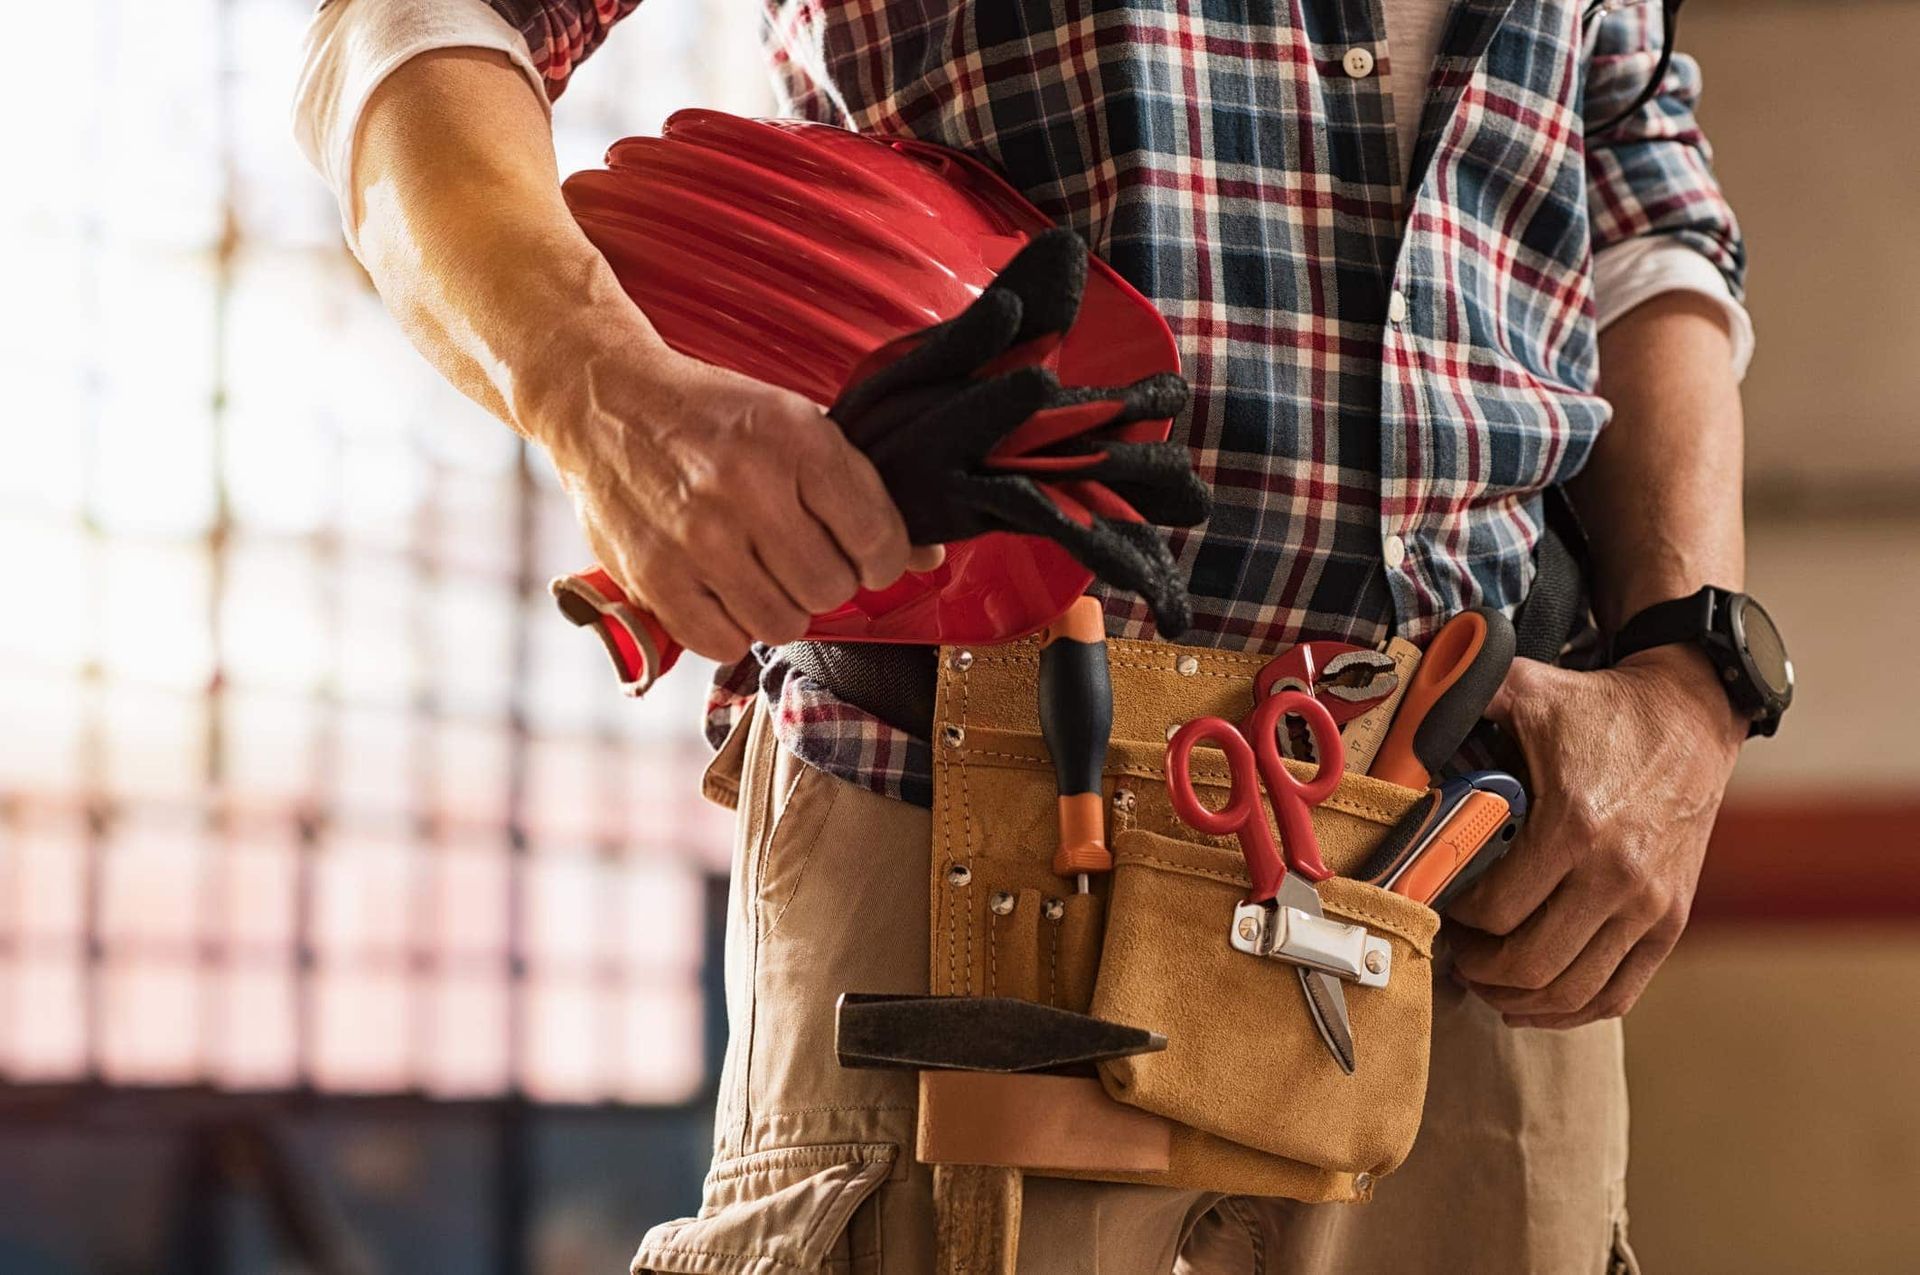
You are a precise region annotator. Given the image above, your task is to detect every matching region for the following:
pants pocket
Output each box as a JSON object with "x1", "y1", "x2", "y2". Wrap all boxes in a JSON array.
[{"x1": 633, "y1": 1142, "x2": 896, "y2": 1275}]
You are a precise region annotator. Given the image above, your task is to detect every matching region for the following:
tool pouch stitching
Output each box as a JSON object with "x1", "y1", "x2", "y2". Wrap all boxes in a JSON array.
[
  {"x1": 930, "y1": 636, "x2": 1442, "y2": 1199},
  {"x1": 1091, "y1": 826, "x2": 1439, "y2": 1180}
]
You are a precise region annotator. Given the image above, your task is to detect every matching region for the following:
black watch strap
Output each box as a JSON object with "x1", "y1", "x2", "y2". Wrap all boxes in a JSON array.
[
  {"x1": 1608, "y1": 589, "x2": 1723, "y2": 664},
  {"x1": 1609, "y1": 586, "x2": 1792, "y2": 738}
]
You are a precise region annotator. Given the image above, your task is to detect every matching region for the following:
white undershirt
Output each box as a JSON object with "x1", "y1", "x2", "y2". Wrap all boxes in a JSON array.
[
  {"x1": 291, "y1": 0, "x2": 1751, "y2": 377},
  {"x1": 1381, "y1": 0, "x2": 1454, "y2": 187}
]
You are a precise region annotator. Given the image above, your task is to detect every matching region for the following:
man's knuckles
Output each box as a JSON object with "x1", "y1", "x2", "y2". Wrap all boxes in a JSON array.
[
  {"x1": 782, "y1": 562, "x2": 858, "y2": 614},
  {"x1": 1450, "y1": 933, "x2": 1554, "y2": 990},
  {"x1": 1485, "y1": 972, "x2": 1619, "y2": 1024},
  {"x1": 805, "y1": 458, "x2": 912, "y2": 568},
  {"x1": 1448, "y1": 889, "x2": 1532, "y2": 937},
  {"x1": 1474, "y1": 952, "x2": 1560, "y2": 992},
  {"x1": 673, "y1": 621, "x2": 751, "y2": 663},
  {"x1": 1553, "y1": 792, "x2": 1609, "y2": 848},
  {"x1": 835, "y1": 500, "x2": 906, "y2": 564},
  {"x1": 649, "y1": 591, "x2": 750, "y2": 663},
  {"x1": 1590, "y1": 997, "x2": 1634, "y2": 1023},
  {"x1": 735, "y1": 596, "x2": 808, "y2": 644},
  {"x1": 1529, "y1": 973, "x2": 1610, "y2": 1016},
  {"x1": 1595, "y1": 850, "x2": 1678, "y2": 920}
]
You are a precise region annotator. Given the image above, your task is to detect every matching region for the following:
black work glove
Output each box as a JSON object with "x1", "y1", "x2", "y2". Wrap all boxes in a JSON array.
[{"x1": 829, "y1": 228, "x2": 1211, "y2": 637}]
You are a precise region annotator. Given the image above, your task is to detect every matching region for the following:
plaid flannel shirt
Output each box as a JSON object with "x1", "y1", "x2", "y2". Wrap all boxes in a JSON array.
[{"x1": 489, "y1": 0, "x2": 1744, "y2": 807}]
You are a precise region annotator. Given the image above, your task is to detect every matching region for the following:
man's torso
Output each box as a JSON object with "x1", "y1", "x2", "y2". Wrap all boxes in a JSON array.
[{"x1": 767, "y1": 0, "x2": 1611, "y2": 652}]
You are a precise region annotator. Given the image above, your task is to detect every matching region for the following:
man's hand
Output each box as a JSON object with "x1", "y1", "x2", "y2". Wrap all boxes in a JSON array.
[
  {"x1": 543, "y1": 338, "x2": 941, "y2": 664},
  {"x1": 341, "y1": 50, "x2": 936, "y2": 665},
  {"x1": 1450, "y1": 282, "x2": 1750, "y2": 1030},
  {"x1": 1445, "y1": 645, "x2": 1745, "y2": 1029}
]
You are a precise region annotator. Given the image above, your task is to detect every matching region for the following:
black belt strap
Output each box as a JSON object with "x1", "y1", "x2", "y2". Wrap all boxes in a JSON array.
[
  {"x1": 789, "y1": 487, "x2": 1590, "y2": 731},
  {"x1": 1511, "y1": 484, "x2": 1593, "y2": 666},
  {"x1": 781, "y1": 640, "x2": 939, "y2": 739}
]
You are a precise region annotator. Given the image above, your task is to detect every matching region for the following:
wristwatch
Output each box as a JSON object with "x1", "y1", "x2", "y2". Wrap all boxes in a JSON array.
[{"x1": 1608, "y1": 586, "x2": 1794, "y2": 738}]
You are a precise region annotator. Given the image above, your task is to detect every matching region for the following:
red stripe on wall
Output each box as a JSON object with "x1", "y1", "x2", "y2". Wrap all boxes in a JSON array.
[{"x1": 1693, "y1": 800, "x2": 1920, "y2": 923}]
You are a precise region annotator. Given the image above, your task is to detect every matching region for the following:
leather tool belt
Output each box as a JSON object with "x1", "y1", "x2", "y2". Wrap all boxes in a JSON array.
[{"x1": 928, "y1": 635, "x2": 1442, "y2": 1202}]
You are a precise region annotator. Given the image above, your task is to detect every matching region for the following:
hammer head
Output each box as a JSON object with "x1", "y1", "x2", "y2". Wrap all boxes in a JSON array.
[{"x1": 835, "y1": 994, "x2": 1167, "y2": 1074}]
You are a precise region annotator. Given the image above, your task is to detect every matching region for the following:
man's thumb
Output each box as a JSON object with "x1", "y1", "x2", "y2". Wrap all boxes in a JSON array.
[{"x1": 1482, "y1": 656, "x2": 1556, "y2": 729}]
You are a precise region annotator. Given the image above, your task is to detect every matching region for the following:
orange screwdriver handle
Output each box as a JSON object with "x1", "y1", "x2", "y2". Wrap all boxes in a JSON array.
[
  {"x1": 1038, "y1": 597, "x2": 1113, "y2": 879},
  {"x1": 1390, "y1": 789, "x2": 1513, "y2": 906}
]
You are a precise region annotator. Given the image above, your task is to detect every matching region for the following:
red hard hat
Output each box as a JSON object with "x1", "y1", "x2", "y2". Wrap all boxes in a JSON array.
[{"x1": 557, "y1": 111, "x2": 1180, "y2": 682}]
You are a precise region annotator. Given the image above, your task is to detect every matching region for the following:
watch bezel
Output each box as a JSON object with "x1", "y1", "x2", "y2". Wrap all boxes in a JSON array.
[
  {"x1": 1725, "y1": 592, "x2": 1793, "y2": 733},
  {"x1": 1608, "y1": 586, "x2": 1793, "y2": 738}
]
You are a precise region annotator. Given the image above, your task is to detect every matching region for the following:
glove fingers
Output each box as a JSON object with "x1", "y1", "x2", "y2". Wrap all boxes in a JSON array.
[
  {"x1": 989, "y1": 398, "x2": 1132, "y2": 460},
  {"x1": 983, "y1": 227, "x2": 1089, "y2": 345},
  {"x1": 832, "y1": 286, "x2": 1024, "y2": 423},
  {"x1": 1056, "y1": 372, "x2": 1191, "y2": 428},
  {"x1": 1046, "y1": 478, "x2": 1143, "y2": 526},
  {"x1": 991, "y1": 372, "x2": 1191, "y2": 460},
  {"x1": 958, "y1": 476, "x2": 1195, "y2": 636},
  {"x1": 990, "y1": 466, "x2": 1206, "y2": 530},
  {"x1": 1064, "y1": 442, "x2": 1213, "y2": 527},
  {"x1": 888, "y1": 365, "x2": 1061, "y2": 463},
  {"x1": 862, "y1": 365, "x2": 1063, "y2": 495},
  {"x1": 1102, "y1": 519, "x2": 1196, "y2": 636},
  {"x1": 991, "y1": 440, "x2": 1211, "y2": 529}
]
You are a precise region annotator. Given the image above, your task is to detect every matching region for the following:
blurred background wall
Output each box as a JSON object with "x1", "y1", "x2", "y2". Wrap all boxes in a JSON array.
[
  {"x1": 0, "y1": 3, "x2": 767, "y2": 1272},
  {"x1": 1619, "y1": 3, "x2": 1920, "y2": 1271},
  {"x1": 0, "y1": 1, "x2": 1913, "y2": 1273}
]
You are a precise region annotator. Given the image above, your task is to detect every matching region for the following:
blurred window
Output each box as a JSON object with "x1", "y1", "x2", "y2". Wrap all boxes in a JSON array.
[{"x1": 0, "y1": 0, "x2": 764, "y2": 1105}]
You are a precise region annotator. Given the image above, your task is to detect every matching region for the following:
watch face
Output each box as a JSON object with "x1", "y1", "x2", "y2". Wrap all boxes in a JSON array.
[{"x1": 1735, "y1": 597, "x2": 1793, "y2": 699}]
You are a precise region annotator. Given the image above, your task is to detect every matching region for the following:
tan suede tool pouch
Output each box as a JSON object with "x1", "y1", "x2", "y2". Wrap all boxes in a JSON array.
[
  {"x1": 932, "y1": 633, "x2": 1441, "y2": 1200},
  {"x1": 1093, "y1": 825, "x2": 1439, "y2": 1177}
]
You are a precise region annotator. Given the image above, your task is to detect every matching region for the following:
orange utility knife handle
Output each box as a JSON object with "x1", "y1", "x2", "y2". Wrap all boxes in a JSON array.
[
  {"x1": 1037, "y1": 596, "x2": 1113, "y2": 879},
  {"x1": 1371, "y1": 608, "x2": 1513, "y2": 789},
  {"x1": 551, "y1": 568, "x2": 684, "y2": 697},
  {"x1": 1390, "y1": 789, "x2": 1511, "y2": 906}
]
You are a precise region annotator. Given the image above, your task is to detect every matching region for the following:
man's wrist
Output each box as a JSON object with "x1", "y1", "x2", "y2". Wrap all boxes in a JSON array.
[
  {"x1": 1614, "y1": 642, "x2": 1748, "y2": 753},
  {"x1": 512, "y1": 295, "x2": 679, "y2": 453}
]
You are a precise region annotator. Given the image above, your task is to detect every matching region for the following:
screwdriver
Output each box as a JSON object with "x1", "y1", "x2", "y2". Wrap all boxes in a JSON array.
[{"x1": 1037, "y1": 596, "x2": 1113, "y2": 893}]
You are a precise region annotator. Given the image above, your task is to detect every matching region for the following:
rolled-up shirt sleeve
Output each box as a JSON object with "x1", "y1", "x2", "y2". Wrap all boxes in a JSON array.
[
  {"x1": 1594, "y1": 236, "x2": 1754, "y2": 380},
  {"x1": 1584, "y1": 2, "x2": 1752, "y2": 376},
  {"x1": 292, "y1": 0, "x2": 638, "y2": 252},
  {"x1": 483, "y1": 0, "x2": 642, "y2": 95}
]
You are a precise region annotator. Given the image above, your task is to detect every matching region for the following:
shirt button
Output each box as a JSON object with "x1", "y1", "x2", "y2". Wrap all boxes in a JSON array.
[
  {"x1": 1383, "y1": 534, "x2": 1408, "y2": 569},
  {"x1": 1342, "y1": 47, "x2": 1376, "y2": 78},
  {"x1": 1388, "y1": 289, "x2": 1409, "y2": 324}
]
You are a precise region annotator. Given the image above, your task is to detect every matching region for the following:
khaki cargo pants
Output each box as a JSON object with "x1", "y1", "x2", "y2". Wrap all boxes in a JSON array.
[{"x1": 634, "y1": 678, "x2": 1638, "y2": 1274}]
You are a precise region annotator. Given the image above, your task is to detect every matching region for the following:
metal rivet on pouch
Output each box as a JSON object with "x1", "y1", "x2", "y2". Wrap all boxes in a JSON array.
[
  {"x1": 1176, "y1": 654, "x2": 1200, "y2": 676},
  {"x1": 1112, "y1": 789, "x2": 1136, "y2": 815},
  {"x1": 1042, "y1": 898, "x2": 1066, "y2": 922},
  {"x1": 989, "y1": 891, "x2": 1015, "y2": 916},
  {"x1": 941, "y1": 723, "x2": 965, "y2": 748},
  {"x1": 950, "y1": 649, "x2": 975, "y2": 672},
  {"x1": 947, "y1": 864, "x2": 972, "y2": 887},
  {"x1": 1237, "y1": 916, "x2": 1262, "y2": 944},
  {"x1": 1366, "y1": 950, "x2": 1387, "y2": 975}
]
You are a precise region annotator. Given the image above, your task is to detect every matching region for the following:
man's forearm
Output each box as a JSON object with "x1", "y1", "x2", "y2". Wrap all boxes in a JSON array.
[
  {"x1": 350, "y1": 47, "x2": 667, "y2": 441},
  {"x1": 1572, "y1": 290, "x2": 1746, "y2": 634},
  {"x1": 1447, "y1": 290, "x2": 1749, "y2": 1023},
  {"x1": 340, "y1": 49, "x2": 926, "y2": 657}
]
